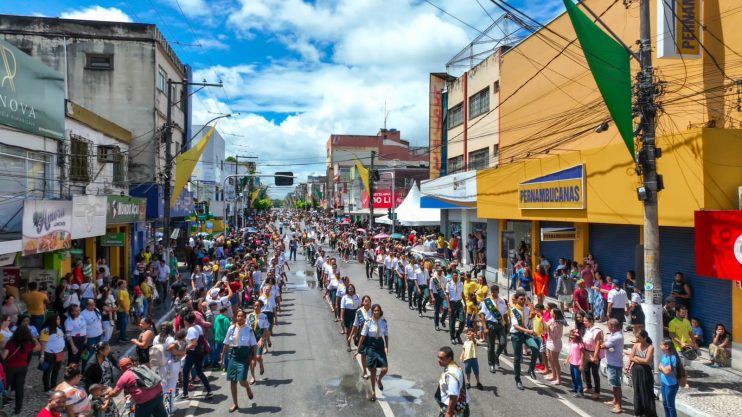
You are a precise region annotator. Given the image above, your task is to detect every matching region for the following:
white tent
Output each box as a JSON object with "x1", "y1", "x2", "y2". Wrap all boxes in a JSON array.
[{"x1": 377, "y1": 183, "x2": 440, "y2": 226}]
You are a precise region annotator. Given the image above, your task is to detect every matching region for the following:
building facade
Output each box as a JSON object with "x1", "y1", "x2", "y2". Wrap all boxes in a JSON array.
[
  {"x1": 0, "y1": 15, "x2": 190, "y2": 222},
  {"x1": 326, "y1": 129, "x2": 429, "y2": 213},
  {"x1": 428, "y1": 0, "x2": 742, "y2": 367}
]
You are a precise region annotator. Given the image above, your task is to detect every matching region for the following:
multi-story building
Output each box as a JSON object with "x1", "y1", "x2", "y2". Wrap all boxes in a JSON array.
[
  {"x1": 0, "y1": 15, "x2": 191, "y2": 222},
  {"x1": 326, "y1": 128, "x2": 429, "y2": 213},
  {"x1": 427, "y1": 0, "x2": 742, "y2": 366}
]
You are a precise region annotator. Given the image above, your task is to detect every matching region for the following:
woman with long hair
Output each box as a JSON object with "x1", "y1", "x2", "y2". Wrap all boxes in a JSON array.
[
  {"x1": 40, "y1": 312, "x2": 66, "y2": 391},
  {"x1": 628, "y1": 330, "x2": 657, "y2": 417},
  {"x1": 2, "y1": 324, "x2": 40, "y2": 414},
  {"x1": 354, "y1": 303, "x2": 389, "y2": 401},
  {"x1": 340, "y1": 283, "x2": 360, "y2": 341},
  {"x1": 82, "y1": 341, "x2": 117, "y2": 388},
  {"x1": 659, "y1": 338, "x2": 686, "y2": 417},
  {"x1": 156, "y1": 322, "x2": 183, "y2": 397},
  {"x1": 56, "y1": 364, "x2": 91, "y2": 417},
  {"x1": 544, "y1": 304, "x2": 565, "y2": 384},
  {"x1": 130, "y1": 317, "x2": 155, "y2": 366},
  {"x1": 582, "y1": 313, "x2": 604, "y2": 400},
  {"x1": 709, "y1": 323, "x2": 732, "y2": 367},
  {"x1": 64, "y1": 305, "x2": 87, "y2": 365},
  {"x1": 534, "y1": 265, "x2": 549, "y2": 306}
]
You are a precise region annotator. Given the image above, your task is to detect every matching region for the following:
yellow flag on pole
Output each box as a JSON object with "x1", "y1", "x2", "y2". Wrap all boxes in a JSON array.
[
  {"x1": 352, "y1": 154, "x2": 370, "y2": 193},
  {"x1": 171, "y1": 124, "x2": 216, "y2": 207}
]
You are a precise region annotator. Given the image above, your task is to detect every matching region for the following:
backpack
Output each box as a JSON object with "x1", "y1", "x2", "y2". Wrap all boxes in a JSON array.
[
  {"x1": 148, "y1": 342, "x2": 166, "y2": 368},
  {"x1": 130, "y1": 365, "x2": 162, "y2": 389}
]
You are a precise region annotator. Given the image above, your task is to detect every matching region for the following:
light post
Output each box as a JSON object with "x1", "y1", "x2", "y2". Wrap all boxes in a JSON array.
[{"x1": 380, "y1": 171, "x2": 396, "y2": 234}]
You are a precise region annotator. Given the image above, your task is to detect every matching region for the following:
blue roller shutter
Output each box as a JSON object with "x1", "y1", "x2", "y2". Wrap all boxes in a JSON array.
[
  {"x1": 588, "y1": 224, "x2": 640, "y2": 283},
  {"x1": 660, "y1": 226, "x2": 732, "y2": 345},
  {"x1": 540, "y1": 221, "x2": 574, "y2": 297}
]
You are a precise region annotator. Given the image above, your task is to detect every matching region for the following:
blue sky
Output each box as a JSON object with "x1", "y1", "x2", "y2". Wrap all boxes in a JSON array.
[{"x1": 2, "y1": 0, "x2": 564, "y2": 196}]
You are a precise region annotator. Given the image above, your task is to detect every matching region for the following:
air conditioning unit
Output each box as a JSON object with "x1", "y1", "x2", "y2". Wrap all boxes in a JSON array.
[{"x1": 97, "y1": 146, "x2": 118, "y2": 163}]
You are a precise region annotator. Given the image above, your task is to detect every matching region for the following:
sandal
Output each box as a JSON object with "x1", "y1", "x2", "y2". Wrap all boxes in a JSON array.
[{"x1": 229, "y1": 405, "x2": 238, "y2": 413}]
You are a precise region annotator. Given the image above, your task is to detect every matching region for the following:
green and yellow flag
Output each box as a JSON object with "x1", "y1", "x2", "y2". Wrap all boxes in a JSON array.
[
  {"x1": 171, "y1": 124, "x2": 216, "y2": 207},
  {"x1": 352, "y1": 154, "x2": 370, "y2": 192},
  {"x1": 563, "y1": 0, "x2": 635, "y2": 160}
]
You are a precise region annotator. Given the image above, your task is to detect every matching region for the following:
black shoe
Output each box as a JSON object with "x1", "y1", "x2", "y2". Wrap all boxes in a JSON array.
[
  {"x1": 465, "y1": 383, "x2": 471, "y2": 389},
  {"x1": 435, "y1": 325, "x2": 440, "y2": 331},
  {"x1": 440, "y1": 321, "x2": 446, "y2": 328},
  {"x1": 457, "y1": 336, "x2": 464, "y2": 345},
  {"x1": 516, "y1": 382, "x2": 524, "y2": 390},
  {"x1": 528, "y1": 370, "x2": 537, "y2": 380},
  {"x1": 418, "y1": 312, "x2": 423, "y2": 318},
  {"x1": 451, "y1": 338, "x2": 458, "y2": 345},
  {"x1": 476, "y1": 383, "x2": 483, "y2": 390},
  {"x1": 489, "y1": 365, "x2": 496, "y2": 374},
  {"x1": 204, "y1": 392, "x2": 214, "y2": 399}
]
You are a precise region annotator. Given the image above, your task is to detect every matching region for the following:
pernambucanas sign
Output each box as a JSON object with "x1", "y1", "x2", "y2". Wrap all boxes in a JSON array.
[
  {"x1": 518, "y1": 165, "x2": 586, "y2": 210},
  {"x1": 657, "y1": 0, "x2": 702, "y2": 59},
  {"x1": 0, "y1": 39, "x2": 65, "y2": 139}
]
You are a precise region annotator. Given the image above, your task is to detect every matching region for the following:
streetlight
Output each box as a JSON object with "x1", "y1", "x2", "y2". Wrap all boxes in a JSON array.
[{"x1": 379, "y1": 170, "x2": 396, "y2": 234}]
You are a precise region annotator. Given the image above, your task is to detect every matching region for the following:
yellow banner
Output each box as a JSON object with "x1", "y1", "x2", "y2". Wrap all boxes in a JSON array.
[
  {"x1": 352, "y1": 154, "x2": 370, "y2": 193},
  {"x1": 171, "y1": 125, "x2": 216, "y2": 208}
]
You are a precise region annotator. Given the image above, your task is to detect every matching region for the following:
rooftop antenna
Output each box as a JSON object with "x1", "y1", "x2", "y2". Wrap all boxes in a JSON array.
[{"x1": 383, "y1": 101, "x2": 390, "y2": 130}]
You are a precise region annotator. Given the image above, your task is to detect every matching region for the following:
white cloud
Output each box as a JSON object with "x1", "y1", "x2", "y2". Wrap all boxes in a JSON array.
[
  {"x1": 193, "y1": 38, "x2": 230, "y2": 51},
  {"x1": 162, "y1": 0, "x2": 210, "y2": 18},
  {"x1": 189, "y1": 0, "x2": 563, "y2": 195},
  {"x1": 60, "y1": 6, "x2": 132, "y2": 22}
]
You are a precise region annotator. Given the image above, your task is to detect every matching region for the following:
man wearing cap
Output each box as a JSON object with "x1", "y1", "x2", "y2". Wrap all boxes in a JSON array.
[
  {"x1": 607, "y1": 278, "x2": 628, "y2": 329},
  {"x1": 107, "y1": 357, "x2": 167, "y2": 417}
]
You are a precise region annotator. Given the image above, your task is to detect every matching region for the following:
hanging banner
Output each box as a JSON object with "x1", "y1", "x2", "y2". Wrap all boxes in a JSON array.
[
  {"x1": 429, "y1": 74, "x2": 446, "y2": 179},
  {"x1": 361, "y1": 189, "x2": 407, "y2": 209},
  {"x1": 657, "y1": 0, "x2": 702, "y2": 59},
  {"x1": 694, "y1": 210, "x2": 742, "y2": 280},
  {"x1": 22, "y1": 200, "x2": 72, "y2": 256},
  {"x1": 99, "y1": 233, "x2": 125, "y2": 247},
  {"x1": 72, "y1": 195, "x2": 107, "y2": 239},
  {"x1": 1, "y1": 268, "x2": 20, "y2": 287}
]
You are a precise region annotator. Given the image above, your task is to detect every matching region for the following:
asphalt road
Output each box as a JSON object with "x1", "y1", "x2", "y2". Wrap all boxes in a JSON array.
[{"x1": 176, "y1": 244, "x2": 685, "y2": 417}]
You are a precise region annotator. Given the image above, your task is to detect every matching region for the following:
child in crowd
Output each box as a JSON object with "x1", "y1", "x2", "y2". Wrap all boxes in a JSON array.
[
  {"x1": 533, "y1": 304, "x2": 550, "y2": 374},
  {"x1": 465, "y1": 292, "x2": 479, "y2": 334},
  {"x1": 459, "y1": 328, "x2": 483, "y2": 390},
  {"x1": 132, "y1": 286, "x2": 144, "y2": 322},
  {"x1": 564, "y1": 329, "x2": 585, "y2": 397},
  {"x1": 691, "y1": 318, "x2": 704, "y2": 346},
  {"x1": 87, "y1": 384, "x2": 109, "y2": 417}
]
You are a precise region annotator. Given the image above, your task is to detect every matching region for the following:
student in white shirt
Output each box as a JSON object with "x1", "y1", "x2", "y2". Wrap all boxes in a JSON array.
[
  {"x1": 354, "y1": 304, "x2": 389, "y2": 402},
  {"x1": 446, "y1": 272, "x2": 465, "y2": 345},
  {"x1": 339, "y1": 283, "x2": 361, "y2": 341}
]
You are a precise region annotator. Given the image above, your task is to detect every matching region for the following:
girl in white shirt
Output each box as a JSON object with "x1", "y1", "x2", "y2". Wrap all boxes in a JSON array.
[{"x1": 339, "y1": 283, "x2": 360, "y2": 339}]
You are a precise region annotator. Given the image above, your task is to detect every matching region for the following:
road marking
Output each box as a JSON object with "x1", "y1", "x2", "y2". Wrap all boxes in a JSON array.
[
  {"x1": 352, "y1": 352, "x2": 396, "y2": 417},
  {"x1": 497, "y1": 355, "x2": 592, "y2": 417}
]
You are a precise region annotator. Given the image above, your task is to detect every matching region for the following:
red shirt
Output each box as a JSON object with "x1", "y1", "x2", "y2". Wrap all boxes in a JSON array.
[
  {"x1": 229, "y1": 281, "x2": 242, "y2": 292},
  {"x1": 3, "y1": 340, "x2": 34, "y2": 369},
  {"x1": 115, "y1": 370, "x2": 162, "y2": 404},
  {"x1": 37, "y1": 408, "x2": 61, "y2": 417},
  {"x1": 573, "y1": 288, "x2": 589, "y2": 311}
]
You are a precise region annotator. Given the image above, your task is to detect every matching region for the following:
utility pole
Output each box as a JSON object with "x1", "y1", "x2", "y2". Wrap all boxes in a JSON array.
[
  {"x1": 637, "y1": 0, "x2": 663, "y2": 374},
  {"x1": 369, "y1": 151, "x2": 376, "y2": 231},
  {"x1": 163, "y1": 79, "x2": 222, "y2": 258}
]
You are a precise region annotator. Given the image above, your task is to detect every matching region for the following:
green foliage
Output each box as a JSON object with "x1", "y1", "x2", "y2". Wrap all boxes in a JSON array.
[{"x1": 253, "y1": 198, "x2": 273, "y2": 210}]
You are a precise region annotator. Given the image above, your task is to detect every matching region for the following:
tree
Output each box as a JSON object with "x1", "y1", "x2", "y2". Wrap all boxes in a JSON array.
[{"x1": 224, "y1": 156, "x2": 237, "y2": 163}]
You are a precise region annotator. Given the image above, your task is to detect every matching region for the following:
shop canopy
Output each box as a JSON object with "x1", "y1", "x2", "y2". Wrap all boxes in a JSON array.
[{"x1": 377, "y1": 183, "x2": 440, "y2": 227}]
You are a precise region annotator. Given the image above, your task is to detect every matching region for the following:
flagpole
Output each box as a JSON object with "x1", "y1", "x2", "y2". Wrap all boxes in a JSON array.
[{"x1": 637, "y1": 0, "x2": 664, "y2": 380}]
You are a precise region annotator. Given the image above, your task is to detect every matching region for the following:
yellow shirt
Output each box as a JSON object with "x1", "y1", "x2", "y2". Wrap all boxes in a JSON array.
[
  {"x1": 462, "y1": 340, "x2": 477, "y2": 360},
  {"x1": 436, "y1": 237, "x2": 445, "y2": 249},
  {"x1": 23, "y1": 291, "x2": 48, "y2": 316},
  {"x1": 463, "y1": 281, "x2": 478, "y2": 300},
  {"x1": 668, "y1": 317, "x2": 693, "y2": 349},
  {"x1": 141, "y1": 282, "x2": 153, "y2": 300},
  {"x1": 475, "y1": 285, "x2": 490, "y2": 303},
  {"x1": 143, "y1": 252, "x2": 152, "y2": 264},
  {"x1": 534, "y1": 315, "x2": 545, "y2": 336},
  {"x1": 466, "y1": 299, "x2": 478, "y2": 316},
  {"x1": 117, "y1": 290, "x2": 131, "y2": 313}
]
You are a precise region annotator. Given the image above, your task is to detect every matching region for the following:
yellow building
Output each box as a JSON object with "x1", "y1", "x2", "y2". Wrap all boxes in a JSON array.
[{"x1": 434, "y1": 0, "x2": 742, "y2": 367}]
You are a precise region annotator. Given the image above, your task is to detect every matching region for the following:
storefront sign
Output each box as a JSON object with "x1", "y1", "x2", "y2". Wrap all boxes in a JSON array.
[
  {"x1": 28, "y1": 269, "x2": 57, "y2": 291},
  {"x1": 106, "y1": 196, "x2": 146, "y2": 224},
  {"x1": 0, "y1": 253, "x2": 16, "y2": 267},
  {"x1": 72, "y1": 195, "x2": 107, "y2": 239},
  {"x1": 361, "y1": 189, "x2": 407, "y2": 210},
  {"x1": 540, "y1": 227, "x2": 578, "y2": 241},
  {"x1": 99, "y1": 233, "x2": 125, "y2": 247},
  {"x1": 22, "y1": 199, "x2": 72, "y2": 256},
  {"x1": 421, "y1": 171, "x2": 477, "y2": 209},
  {"x1": 0, "y1": 40, "x2": 65, "y2": 139},
  {"x1": 1, "y1": 268, "x2": 20, "y2": 287},
  {"x1": 429, "y1": 74, "x2": 446, "y2": 179},
  {"x1": 694, "y1": 210, "x2": 742, "y2": 280},
  {"x1": 657, "y1": 0, "x2": 702, "y2": 59},
  {"x1": 518, "y1": 165, "x2": 585, "y2": 210}
]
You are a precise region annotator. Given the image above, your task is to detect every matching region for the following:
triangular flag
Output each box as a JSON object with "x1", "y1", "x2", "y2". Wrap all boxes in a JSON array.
[
  {"x1": 352, "y1": 154, "x2": 370, "y2": 192},
  {"x1": 171, "y1": 125, "x2": 216, "y2": 207},
  {"x1": 563, "y1": 0, "x2": 635, "y2": 160}
]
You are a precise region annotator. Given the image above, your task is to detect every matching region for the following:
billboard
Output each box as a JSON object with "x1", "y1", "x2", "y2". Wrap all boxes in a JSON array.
[
  {"x1": 0, "y1": 39, "x2": 65, "y2": 139},
  {"x1": 362, "y1": 189, "x2": 407, "y2": 210},
  {"x1": 22, "y1": 200, "x2": 72, "y2": 256},
  {"x1": 518, "y1": 165, "x2": 585, "y2": 210},
  {"x1": 657, "y1": 0, "x2": 702, "y2": 59},
  {"x1": 72, "y1": 195, "x2": 107, "y2": 239}
]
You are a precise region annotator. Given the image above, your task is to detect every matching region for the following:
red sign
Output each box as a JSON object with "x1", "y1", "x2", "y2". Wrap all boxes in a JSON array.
[
  {"x1": 362, "y1": 189, "x2": 407, "y2": 209},
  {"x1": 1, "y1": 268, "x2": 21, "y2": 288},
  {"x1": 695, "y1": 210, "x2": 742, "y2": 280}
]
